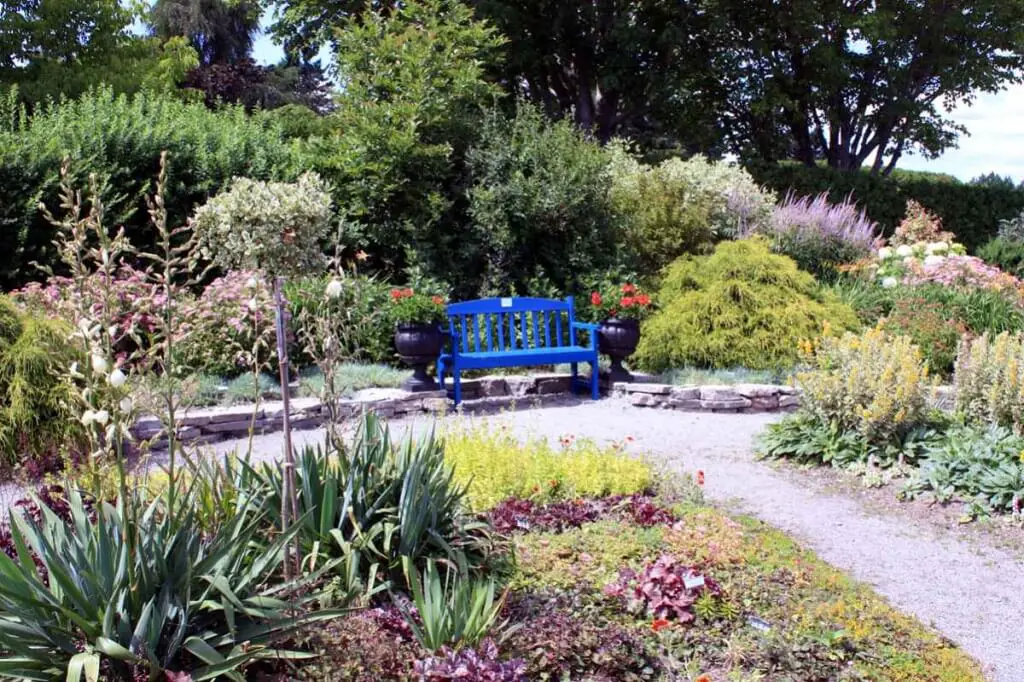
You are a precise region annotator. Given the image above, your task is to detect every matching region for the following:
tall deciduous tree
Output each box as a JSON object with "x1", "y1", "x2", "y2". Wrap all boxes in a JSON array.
[
  {"x1": 150, "y1": 0, "x2": 262, "y2": 65},
  {"x1": 471, "y1": 0, "x2": 726, "y2": 147},
  {"x1": 717, "y1": 0, "x2": 1024, "y2": 173},
  {"x1": 0, "y1": 0, "x2": 157, "y2": 103}
]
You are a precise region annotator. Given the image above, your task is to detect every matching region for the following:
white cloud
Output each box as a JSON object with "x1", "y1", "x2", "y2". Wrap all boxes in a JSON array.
[{"x1": 898, "y1": 86, "x2": 1024, "y2": 183}]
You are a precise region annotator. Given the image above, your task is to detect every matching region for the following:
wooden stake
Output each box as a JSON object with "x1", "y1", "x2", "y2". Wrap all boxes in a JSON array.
[{"x1": 273, "y1": 277, "x2": 300, "y2": 577}]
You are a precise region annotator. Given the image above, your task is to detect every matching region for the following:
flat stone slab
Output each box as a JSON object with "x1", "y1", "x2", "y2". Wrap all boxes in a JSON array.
[{"x1": 618, "y1": 382, "x2": 672, "y2": 395}]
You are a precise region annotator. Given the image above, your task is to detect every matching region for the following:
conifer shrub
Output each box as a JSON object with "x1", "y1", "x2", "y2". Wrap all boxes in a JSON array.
[
  {"x1": 0, "y1": 299, "x2": 84, "y2": 470},
  {"x1": 634, "y1": 239, "x2": 860, "y2": 372}
]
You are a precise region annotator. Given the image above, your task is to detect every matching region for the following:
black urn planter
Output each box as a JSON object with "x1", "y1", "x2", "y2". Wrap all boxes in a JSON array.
[
  {"x1": 598, "y1": 318, "x2": 641, "y2": 383},
  {"x1": 395, "y1": 323, "x2": 444, "y2": 392}
]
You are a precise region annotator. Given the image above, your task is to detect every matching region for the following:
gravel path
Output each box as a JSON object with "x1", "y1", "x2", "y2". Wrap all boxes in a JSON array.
[{"x1": 188, "y1": 400, "x2": 1024, "y2": 680}]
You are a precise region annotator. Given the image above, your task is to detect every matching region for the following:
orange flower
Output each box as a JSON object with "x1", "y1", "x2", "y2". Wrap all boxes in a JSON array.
[
  {"x1": 695, "y1": 675, "x2": 713, "y2": 682},
  {"x1": 696, "y1": 470, "x2": 705, "y2": 486},
  {"x1": 651, "y1": 618, "x2": 670, "y2": 632},
  {"x1": 432, "y1": 295, "x2": 444, "y2": 305},
  {"x1": 636, "y1": 294, "x2": 651, "y2": 306},
  {"x1": 402, "y1": 287, "x2": 414, "y2": 298},
  {"x1": 390, "y1": 289, "x2": 403, "y2": 300},
  {"x1": 591, "y1": 292, "x2": 602, "y2": 306}
]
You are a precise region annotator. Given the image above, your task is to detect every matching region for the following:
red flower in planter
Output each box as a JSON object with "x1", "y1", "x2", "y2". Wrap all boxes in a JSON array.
[
  {"x1": 432, "y1": 295, "x2": 444, "y2": 305},
  {"x1": 591, "y1": 292, "x2": 602, "y2": 306},
  {"x1": 390, "y1": 289, "x2": 403, "y2": 300},
  {"x1": 622, "y1": 283, "x2": 637, "y2": 294},
  {"x1": 636, "y1": 294, "x2": 652, "y2": 306},
  {"x1": 401, "y1": 287, "x2": 414, "y2": 298},
  {"x1": 620, "y1": 296, "x2": 635, "y2": 307}
]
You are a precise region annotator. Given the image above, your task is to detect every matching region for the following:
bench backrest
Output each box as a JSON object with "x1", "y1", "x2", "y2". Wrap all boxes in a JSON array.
[{"x1": 446, "y1": 297, "x2": 579, "y2": 354}]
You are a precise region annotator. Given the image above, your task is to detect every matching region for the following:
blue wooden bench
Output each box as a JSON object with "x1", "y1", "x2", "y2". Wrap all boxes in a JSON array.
[{"x1": 437, "y1": 297, "x2": 600, "y2": 405}]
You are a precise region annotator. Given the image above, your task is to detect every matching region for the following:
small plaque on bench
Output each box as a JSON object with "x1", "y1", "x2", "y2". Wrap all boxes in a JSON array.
[{"x1": 500, "y1": 297, "x2": 513, "y2": 308}]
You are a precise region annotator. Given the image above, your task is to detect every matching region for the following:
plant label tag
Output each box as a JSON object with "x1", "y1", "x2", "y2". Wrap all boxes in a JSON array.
[
  {"x1": 683, "y1": 573, "x2": 705, "y2": 590},
  {"x1": 500, "y1": 298, "x2": 513, "y2": 308}
]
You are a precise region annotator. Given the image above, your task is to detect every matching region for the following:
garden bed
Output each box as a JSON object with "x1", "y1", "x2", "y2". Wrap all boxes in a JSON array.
[{"x1": 280, "y1": 493, "x2": 982, "y2": 681}]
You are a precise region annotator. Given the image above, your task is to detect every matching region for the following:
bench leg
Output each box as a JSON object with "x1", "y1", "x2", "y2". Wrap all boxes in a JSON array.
[
  {"x1": 437, "y1": 357, "x2": 447, "y2": 391},
  {"x1": 453, "y1": 369, "x2": 462, "y2": 406},
  {"x1": 590, "y1": 360, "x2": 599, "y2": 400},
  {"x1": 571, "y1": 362, "x2": 579, "y2": 394}
]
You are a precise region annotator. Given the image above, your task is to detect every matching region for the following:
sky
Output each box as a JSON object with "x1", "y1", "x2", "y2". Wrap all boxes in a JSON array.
[{"x1": 251, "y1": 18, "x2": 1024, "y2": 184}]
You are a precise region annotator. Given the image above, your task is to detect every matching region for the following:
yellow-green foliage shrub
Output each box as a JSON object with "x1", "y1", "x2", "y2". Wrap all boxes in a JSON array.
[
  {"x1": 0, "y1": 298, "x2": 84, "y2": 468},
  {"x1": 635, "y1": 239, "x2": 860, "y2": 372},
  {"x1": 797, "y1": 327, "x2": 932, "y2": 442},
  {"x1": 442, "y1": 422, "x2": 653, "y2": 510},
  {"x1": 953, "y1": 332, "x2": 1024, "y2": 428}
]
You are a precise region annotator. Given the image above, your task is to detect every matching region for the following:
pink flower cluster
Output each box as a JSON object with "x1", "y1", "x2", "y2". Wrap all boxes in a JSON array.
[
  {"x1": 902, "y1": 255, "x2": 1021, "y2": 293},
  {"x1": 13, "y1": 266, "x2": 161, "y2": 346},
  {"x1": 13, "y1": 267, "x2": 282, "y2": 375}
]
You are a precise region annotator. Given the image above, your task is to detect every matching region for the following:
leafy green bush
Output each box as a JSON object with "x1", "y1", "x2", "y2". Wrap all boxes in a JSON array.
[
  {"x1": 285, "y1": 274, "x2": 396, "y2": 366},
  {"x1": 634, "y1": 239, "x2": 860, "y2": 372},
  {"x1": 878, "y1": 297, "x2": 966, "y2": 377},
  {"x1": 977, "y1": 236, "x2": 1024, "y2": 278},
  {"x1": 830, "y1": 279, "x2": 1024, "y2": 342},
  {"x1": 0, "y1": 483, "x2": 344, "y2": 681},
  {"x1": 0, "y1": 301, "x2": 84, "y2": 470},
  {"x1": 609, "y1": 144, "x2": 775, "y2": 274},
  {"x1": 904, "y1": 424, "x2": 1024, "y2": 517},
  {"x1": 747, "y1": 162, "x2": 1024, "y2": 252},
  {"x1": 0, "y1": 87, "x2": 301, "y2": 287},
  {"x1": 463, "y1": 105, "x2": 620, "y2": 297}
]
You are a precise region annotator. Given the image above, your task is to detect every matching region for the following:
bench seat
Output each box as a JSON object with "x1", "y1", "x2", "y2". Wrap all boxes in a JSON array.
[{"x1": 437, "y1": 296, "x2": 600, "y2": 405}]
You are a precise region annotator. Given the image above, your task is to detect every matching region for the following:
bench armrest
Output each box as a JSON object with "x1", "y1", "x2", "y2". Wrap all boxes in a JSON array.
[
  {"x1": 444, "y1": 329, "x2": 462, "y2": 355},
  {"x1": 571, "y1": 321, "x2": 600, "y2": 350}
]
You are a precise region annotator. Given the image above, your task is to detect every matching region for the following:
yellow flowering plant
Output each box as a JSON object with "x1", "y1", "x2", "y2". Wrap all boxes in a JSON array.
[{"x1": 796, "y1": 326, "x2": 935, "y2": 443}]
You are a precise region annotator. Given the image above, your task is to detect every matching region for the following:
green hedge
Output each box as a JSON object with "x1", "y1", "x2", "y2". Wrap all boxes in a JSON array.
[
  {"x1": 747, "y1": 163, "x2": 1024, "y2": 252},
  {"x1": 0, "y1": 87, "x2": 302, "y2": 288}
]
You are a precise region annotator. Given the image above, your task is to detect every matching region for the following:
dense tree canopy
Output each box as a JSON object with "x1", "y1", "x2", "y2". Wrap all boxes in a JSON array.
[
  {"x1": 715, "y1": 0, "x2": 1024, "y2": 173},
  {"x1": 0, "y1": 0, "x2": 174, "y2": 103}
]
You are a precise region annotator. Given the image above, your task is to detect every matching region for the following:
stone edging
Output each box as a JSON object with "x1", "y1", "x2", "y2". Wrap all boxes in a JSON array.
[
  {"x1": 130, "y1": 374, "x2": 801, "y2": 449},
  {"x1": 613, "y1": 382, "x2": 800, "y2": 413}
]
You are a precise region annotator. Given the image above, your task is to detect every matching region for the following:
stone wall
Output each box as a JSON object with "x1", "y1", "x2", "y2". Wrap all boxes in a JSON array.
[{"x1": 130, "y1": 374, "x2": 801, "y2": 449}]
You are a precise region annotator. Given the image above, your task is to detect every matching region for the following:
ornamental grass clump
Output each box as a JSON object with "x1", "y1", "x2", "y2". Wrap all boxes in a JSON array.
[
  {"x1": 635, "y1": 239, "x2": 859, "y2": 372},
  {"x1": 954, "y1": 332, "x2": 1024, "y2": 430},
  {"x1": 797, "y1": 327, "x2": 933, "y2": 444}
]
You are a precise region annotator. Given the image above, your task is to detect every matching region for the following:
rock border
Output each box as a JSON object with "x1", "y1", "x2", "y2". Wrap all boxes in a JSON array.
[{"x1": 130, "y1": 373, "x2": 801, "y2": 449}]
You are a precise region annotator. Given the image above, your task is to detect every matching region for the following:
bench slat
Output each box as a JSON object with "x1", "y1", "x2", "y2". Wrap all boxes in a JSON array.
[
  {"x1": 497, "y1": 312, "x2": 506, "y2": 351},
  {"x1": 459, "y1": 316, "x2": 468, "y2": 353},
  {"x1": 531, "y1": 311, "x2": 540, "y2": 347},
  {"x1": 543, "y1": 311, "x2": 551, "y2": 347},
  {"x1": 472, "y1": 315, "x2": 481, "y2": 352}
]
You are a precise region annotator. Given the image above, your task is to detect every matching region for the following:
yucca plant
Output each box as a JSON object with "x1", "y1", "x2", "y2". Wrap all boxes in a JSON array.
[
  {"x1": 0, "y1": 480, "x2": 352, "y2": 682},
  {"x1": 257, "y1": 413, "x2": 493, "y2": 582},
  {"x1": 397, "y1": 556, "x2": 513, "y2": 652}
]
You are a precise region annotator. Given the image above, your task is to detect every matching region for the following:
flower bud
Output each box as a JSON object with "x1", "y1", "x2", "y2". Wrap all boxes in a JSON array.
[
  {"x1": 91, "y1": 354, "x2": 109, "y2": 374},
  {"x1": 93, "y1": 410, "x2": 110, "y2": 426},
  {"x1": 108, "y1": 368, "x2": 127, "y2": 388},
  {"x1": 325, "y1": 279, "x2": 343, "y2": 299},
  {"x1": 119, "y1": 397, "x2": 133, "y2": 413}
]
